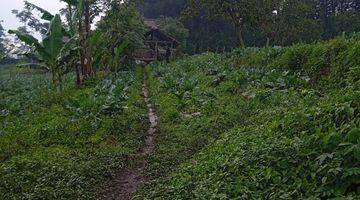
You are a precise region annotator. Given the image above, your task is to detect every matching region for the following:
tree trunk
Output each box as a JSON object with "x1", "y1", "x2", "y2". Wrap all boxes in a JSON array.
[
  {"x1": 79, "y1": 17, "x2": 85, "y2": 79},
  {"x1": 78, "y1": 0, "x2": 93, "y2": 80},
  {"x1": 266, "y1": 37, "x2": 270, "y2": 47},
  {"x1": 84, "y1": 0, "x2": 93, "y2": 76},
  {"x1": 236, "y1": 27, "x2": 245, "y2": 48},
  {"x1": 58, "y1": 72, "x2": 63, "y2": 92},
  {"x1": 76, "y1": 64, "x2": 82, "y2": 86}
]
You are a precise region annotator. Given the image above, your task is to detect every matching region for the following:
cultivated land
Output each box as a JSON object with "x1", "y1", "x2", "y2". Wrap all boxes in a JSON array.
[{"x1": 1, "y1": 35, "x2": 359, "y2": 199}]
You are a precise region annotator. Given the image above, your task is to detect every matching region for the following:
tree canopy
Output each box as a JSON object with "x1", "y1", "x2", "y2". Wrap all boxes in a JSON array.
[{"x1": 137, "y1": 0, "x2": 360, "y2": 52}]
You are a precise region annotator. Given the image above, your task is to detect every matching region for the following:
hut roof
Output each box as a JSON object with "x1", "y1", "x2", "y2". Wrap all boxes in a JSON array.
[
  {"x1": 144, "y1": 19, "x2": 158, "y2": 29},
  {"x1": 145, "y1": 29, "x2": 179, "y2": 46},
  {"x1": 144, "y1": 19, "x2": 180, "y2": 48}
]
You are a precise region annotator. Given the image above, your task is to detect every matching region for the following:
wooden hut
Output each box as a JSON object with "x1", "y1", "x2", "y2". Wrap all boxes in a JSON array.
[{"x1": 135, "y1": 19, "x2": 180, "y2": 63}]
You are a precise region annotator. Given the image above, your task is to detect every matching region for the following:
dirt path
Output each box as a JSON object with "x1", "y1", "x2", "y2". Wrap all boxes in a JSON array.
[{"x1": 98, "y1": 68, "x2": 157, "y2": 200}]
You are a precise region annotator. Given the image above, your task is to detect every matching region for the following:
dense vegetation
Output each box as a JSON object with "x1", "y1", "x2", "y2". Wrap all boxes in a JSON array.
[
  {"x1": 138, "y1": 0, "x2": 360, "y2": 53},
  {"x1": 0, "y1": 67, "x2": 148, "y2": 199},
  {"x1": 137, "y1": 35, "x2": 360, "y2": 199},
  {"x1": 0, "y1": 0, "x2": 359, "y2": 199}
]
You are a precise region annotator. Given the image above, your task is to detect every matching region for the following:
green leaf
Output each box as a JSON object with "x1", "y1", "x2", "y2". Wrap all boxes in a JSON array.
[
  {"x1": 354, "y1": 146, "x2": 360, "y2": 161},
  {"x1": 77, "y1": 0, "x2": 85, "y2": 17},
  {"x1": 323, "y1": 132, "x2": 343, "y2": 150},
  {"x1": 58, "y1": 35, "x2": 79, "y2": 61},
  {"x1": 114, "y1": 39, "x2": 130, "y2": 60},
  {"x1": 8, "y1": 29, "x2": 50, "y2": 61},
  {"x1": 43, "y1": 14, "x2": 65, "y2": 62},
  {"x1": 89, "y1": 30, "x2": 102, "y2": 47},
  {"x1": 8, "y1": 30, "x2": 42, "y2": 50},
  {"x1": 346, "y1": 128, "x2": 360, "y2": 144},
  {"x1": 16, "y1": 63, "x2": 50, "y2": 70}
]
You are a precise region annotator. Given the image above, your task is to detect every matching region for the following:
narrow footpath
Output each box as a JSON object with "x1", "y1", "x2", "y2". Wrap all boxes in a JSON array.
[{"x1": 98, "y1": 67, "x2": 157, "y2": 200}]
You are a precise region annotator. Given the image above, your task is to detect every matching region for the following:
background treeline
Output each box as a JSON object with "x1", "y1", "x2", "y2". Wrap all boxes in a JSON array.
[{"x1": 137, "y1": 0, "x2": 360, "y2": 54}]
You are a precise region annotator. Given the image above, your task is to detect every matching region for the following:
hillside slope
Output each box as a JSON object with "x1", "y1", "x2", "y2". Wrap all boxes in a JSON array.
[
  {"x1": 139, "y1": 35, "x2": 360, "y2": 199},
  {"x1": 0, "y1": 67, "x2": 148, "y2": 199}
]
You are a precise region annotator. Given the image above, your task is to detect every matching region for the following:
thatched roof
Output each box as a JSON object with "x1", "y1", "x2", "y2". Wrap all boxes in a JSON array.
[
  {"x1": 145, "y1": 28, "x2": 180, "y2": 48},
  {"x1": 144, "y1": 19, "x2": 180, "y2": 48}
]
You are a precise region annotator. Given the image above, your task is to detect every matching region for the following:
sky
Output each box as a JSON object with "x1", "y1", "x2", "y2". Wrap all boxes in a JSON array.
[{"x1": 0, "y1": 0, "x2": 66, "y2": 32}]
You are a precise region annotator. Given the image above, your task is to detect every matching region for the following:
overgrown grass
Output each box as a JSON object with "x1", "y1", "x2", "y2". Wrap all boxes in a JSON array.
[
  {"x1": 137, "y1": 35, "x2": 359, "y2": 199},
  {"x1": 0, "y1": 66, "x2": 148, "y2": 199}
]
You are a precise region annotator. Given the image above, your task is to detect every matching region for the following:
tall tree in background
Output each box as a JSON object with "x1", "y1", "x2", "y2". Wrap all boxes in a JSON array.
[
  {"x1": 97, "y1": 1, "x2": 146, "y2": 71},
  {"x1": 275, "y1": 0, "x2": 322, "y2": 45},
  {"x1": 314, "y1": 0, "x2": 360, "y2": 39},
  {"x1": 255, "y1": 0, "x2": 281, "y2": 46},
  {"x1": 139, "y1": 0, "x2": 360, "y2": 50},
  {"x1": 0, "y1": 21, "x2": 6, "y2": 60},
  {"x1": 156, "y1": 16, "x2": 189, "y2": 50},
  {"x1": 59, "y1": 0, "x2": 104, "y2": 84},
  {"x1": 188, "y1": 0, "x2": 258, "y2": 47},
  {"x1": 137, "y1": 0, "x2": 186, "y2": 18},
  {"x1": 77, "y1": 0, "x2": 104, "y2": 79},
  {"x1": 79, "y1": 0, "x2": 93, "y2": 78}
]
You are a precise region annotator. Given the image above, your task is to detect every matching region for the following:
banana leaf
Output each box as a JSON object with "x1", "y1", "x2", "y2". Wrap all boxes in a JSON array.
[
  {"x1": 24, "y1": 1, "x2": 54, "y2": 21},
  {"x1": 43, "y1": 14, "x2": 65, "y2": 63}
]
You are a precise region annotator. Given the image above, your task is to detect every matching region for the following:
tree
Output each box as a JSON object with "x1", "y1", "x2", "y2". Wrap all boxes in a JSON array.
[
  {"x1": 9, "y1": 15, "x2": 70, "y2": 91},
  {"x1": 12, "y1": 1, "x2": 51, "y2": 37},
  {"x1": 96, "y1": 1, "x2": 145, "y2": 71},
  {"x1": 186, "y1": 0, "x2": 277, "y2": 47},
  {"x1": 66, "y1": 0, "x2": 104, "y2": 81},
  {"x1": 274, "y1": 0, "x2": 322, "y2": 45},
  {"x1": 186, "y1": 0, "x2": 273, "y2": 47},
  {"x1": 0, "y1": 21, "x2": 6, "y2": 61},
  {"x1": 156, "y1": 16, "x2": 189, "y2": 50},
  {"x1": 137, "y1": 0, "x2": 187, "y2": 18},
  {"x1": 60, "y1": 0, "x2": 104, "y2": 85}
]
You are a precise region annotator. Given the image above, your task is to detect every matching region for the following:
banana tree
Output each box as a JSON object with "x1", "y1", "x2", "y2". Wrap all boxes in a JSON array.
[
  {"x1": 24, "y1": 0, "x2": 92, "y2": 86},
  {"x1": 61, "y1": 0, "x2": 101, "y2": 85},
  {"x1": 9, "y1": 14, "x2": 69, "y2": 91}
]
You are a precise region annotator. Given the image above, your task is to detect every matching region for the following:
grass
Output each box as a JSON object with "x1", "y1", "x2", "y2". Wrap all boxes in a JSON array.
[{"x1": 0, "y1": 66, "x2": 148, "y2": 199}]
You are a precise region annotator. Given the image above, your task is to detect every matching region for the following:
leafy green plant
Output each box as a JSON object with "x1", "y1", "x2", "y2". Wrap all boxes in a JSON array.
[
  {"x1": 137, "y1": 36, "x2": 360, "y2": 199},
  {"x1": 9, "y1": 15, "x2": 69, "y2": 91},
  {"x1": 0, "y1": 66, "x2": 148, "y2": 199}
]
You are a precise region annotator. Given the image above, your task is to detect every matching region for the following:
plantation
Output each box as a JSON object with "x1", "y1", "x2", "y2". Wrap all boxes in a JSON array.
[
  {"x1": 1, "y1": 0, "x2": 360, "y2": 199},
  {"x1": 0, "y1": 66, "x2": 148, "y2": 198},
  {"x1": 136, "y1": 36, "x2": 360, "y2": 199}
]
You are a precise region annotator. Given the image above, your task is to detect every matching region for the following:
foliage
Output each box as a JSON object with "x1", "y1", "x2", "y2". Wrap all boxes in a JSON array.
[
  {"x1": 137, "y1": 35, "x2": 360, "y2": 199},
  {"x1": 138, "y1": 0, "x2": 360, "y2": 51},
  {"x1": 9, "y1": 15, "x2": 70, "y2": 91},
  {"x1": 96, "y1": 2, "x2": 146, "y2": 71},
  {"x1": 137, "y1": 0, "x2": 186, "y2": 18},
  {"x1": 0, "y1": 22, "x2": 6, "y2": 61},
  {"x1": 156, "y1": 16, "x2": 189, "y2": 50},
  {"x1": 11, "y1": 1, "x2": 51, "y2": 36},
  {"x1": 0, "y1": 66, "x2": 148, "y2": 199}
]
